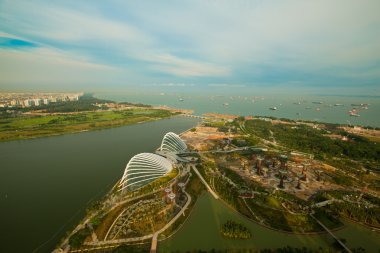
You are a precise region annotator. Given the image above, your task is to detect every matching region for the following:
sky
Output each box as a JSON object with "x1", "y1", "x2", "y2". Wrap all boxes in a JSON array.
[{"x1": 0, "y1": 0, "x2": 380, "y2": 94}]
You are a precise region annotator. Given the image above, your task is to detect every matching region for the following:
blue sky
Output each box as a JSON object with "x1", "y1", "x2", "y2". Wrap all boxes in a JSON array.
[{"x1": 0, "y1": 0, "x2": 380, "y2": 93}]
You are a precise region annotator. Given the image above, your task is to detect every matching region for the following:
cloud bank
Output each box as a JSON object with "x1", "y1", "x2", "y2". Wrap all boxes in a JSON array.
[{"x1": 0, "y1": 0, "x2": 379, "y2": 92}]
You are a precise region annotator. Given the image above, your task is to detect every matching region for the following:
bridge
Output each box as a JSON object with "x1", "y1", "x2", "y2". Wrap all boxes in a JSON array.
[
  {"x1": 179, "y1": 114, "x2": 208, "y2": 119},
  {"x1": 310, "y1": 214, "x2": 352, "y2": 253},
  {"x1": 178, "y1": 146, "x2": 268, "y2": 156},
  {"x1": 191, "y1": 164, "x2": 219, "y2": 199}
]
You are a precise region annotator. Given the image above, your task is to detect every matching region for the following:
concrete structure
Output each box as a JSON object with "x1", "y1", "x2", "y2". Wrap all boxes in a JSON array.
[
  {"x1": 279, "y1": 155, "x2": 288, "y2": 169},
  {"x1": 256, "y1": 157, "x2": 263, "y2": 175},
  {"x1": 119, "y1": 153, "x2": 173, "y2": 191}
]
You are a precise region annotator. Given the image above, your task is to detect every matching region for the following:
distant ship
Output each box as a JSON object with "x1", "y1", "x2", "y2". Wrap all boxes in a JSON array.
[
  {"x1": 269, "y1": 107, "x2": 277, "y2": 110},
  {"x1": 179, "y1": 98, "x2": 184, "y2": 102},
  {"x1": 334, "y1": 103, "x2": 344, "y2": 106},
  {"x1": 349, "y1": 109, "x2": 360, "y2": 117},
  {"x1": 293, "y1": 102, "x2": 301, "y2": 105},
  {"x1": 223, "y1": 102, "x2": 229, "y2": 106},
  {"x1": 312, "y1": 102, "x2": 323, "y2": 104}
]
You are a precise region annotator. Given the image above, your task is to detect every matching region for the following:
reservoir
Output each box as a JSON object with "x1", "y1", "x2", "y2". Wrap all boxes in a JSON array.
[{"x1": 0, "y1": 116, "x2": 199, "y2": 253}]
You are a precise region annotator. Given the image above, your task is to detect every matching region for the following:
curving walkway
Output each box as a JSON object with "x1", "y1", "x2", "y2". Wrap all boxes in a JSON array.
[
  {"x1": 81, "y1": 168, "x2": 192, "y2": 252},
  {"x1": 83, "y1": 189, "x2": 192, "y2": 247}
]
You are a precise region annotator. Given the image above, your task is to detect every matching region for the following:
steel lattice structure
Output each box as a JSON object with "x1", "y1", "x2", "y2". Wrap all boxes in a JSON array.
[
  {"x1": 160, "y1": 132, "x2": 187, "y2": 153},
  {"x1": 119, "y1": 153, "x2": 173, "y2": 191}
]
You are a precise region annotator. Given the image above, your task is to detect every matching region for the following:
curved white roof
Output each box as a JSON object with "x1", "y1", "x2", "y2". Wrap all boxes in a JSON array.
[
  {"x1": 119, "y1": 153, "x2": 173, "y2": 191},
  {"x1": 160, "y1": 132, "x2": 187, "y2": 153}
]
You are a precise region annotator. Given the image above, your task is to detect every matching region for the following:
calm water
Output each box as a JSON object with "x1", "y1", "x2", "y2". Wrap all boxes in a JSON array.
[
  {"x1": 0, "y1": 117, "x2": 199, "y2": 253},
  {"x1": 98, "y1": 91, "x2": 380, "y2": 127},
  {"x1": 159, "y1": 192, "x2": 380, "y2": 252}
]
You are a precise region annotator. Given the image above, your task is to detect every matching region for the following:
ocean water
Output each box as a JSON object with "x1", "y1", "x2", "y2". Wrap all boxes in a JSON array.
[{"x1": 97, "y1": 90, "x2": 380, "y2": 128}]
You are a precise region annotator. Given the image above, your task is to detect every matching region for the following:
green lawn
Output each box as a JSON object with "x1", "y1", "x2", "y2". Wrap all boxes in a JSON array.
[{"x1": 0, "y1": 109, "x2": 174, "y2": 142}]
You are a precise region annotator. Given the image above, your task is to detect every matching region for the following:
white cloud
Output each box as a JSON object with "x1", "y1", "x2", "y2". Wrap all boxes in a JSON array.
[
  {"x1": 147, "y1": 53, "x2": 229, "y2": 77},
  {"x1": 208, "y1": 84, "x2": 246, "y2": 88},
  {"x1": 1, "y1": 0, "x2": 380, "y2": 86},
  {"x1": 0, "y1": 0, "x2": 230, "y2": 78},
  {"x1": 0, "y1": 47, "x2": 123, "y2": 85}
]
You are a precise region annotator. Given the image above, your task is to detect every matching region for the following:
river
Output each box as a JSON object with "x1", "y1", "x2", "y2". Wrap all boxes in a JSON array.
[{"x1": 0, "y1": 116, "x2": 199, "y2": 253}]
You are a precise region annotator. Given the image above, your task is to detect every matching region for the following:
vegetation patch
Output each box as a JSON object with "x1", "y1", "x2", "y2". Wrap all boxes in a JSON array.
[
  {"x1": 220, "y1": 220, "x2": 252, "y2": 239},
  {"x1": 68, "y1": 227, "x2": 91, "y2": 248}
]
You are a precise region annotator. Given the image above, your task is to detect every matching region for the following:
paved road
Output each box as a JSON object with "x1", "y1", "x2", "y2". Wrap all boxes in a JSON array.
[{"x1": 150, "y1": 233, "x2": 158, "y2": 253}]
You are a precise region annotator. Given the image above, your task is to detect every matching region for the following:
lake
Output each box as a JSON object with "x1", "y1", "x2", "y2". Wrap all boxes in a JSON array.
[{"x1": 159, "y1": 192, "x2": 380, "y2": 252}]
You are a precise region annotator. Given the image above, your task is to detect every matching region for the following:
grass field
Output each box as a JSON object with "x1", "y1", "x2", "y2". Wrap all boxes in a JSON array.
[{"x1": 0, "y1": 109, "x2": 174, "y2": 142}]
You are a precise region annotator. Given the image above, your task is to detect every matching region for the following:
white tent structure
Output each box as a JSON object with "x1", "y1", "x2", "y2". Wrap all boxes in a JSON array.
[
  {"x1": 119, "y1": 153, "x2": 173, "y2": 191},
  {"x1": 160, "y1": 132, "x2": 187, "y2": 153}
]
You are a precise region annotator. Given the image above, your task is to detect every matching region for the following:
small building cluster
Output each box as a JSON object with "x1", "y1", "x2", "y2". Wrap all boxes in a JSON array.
[{"x1": 0, "y1": 92, "x2": 83, "y2": 108}]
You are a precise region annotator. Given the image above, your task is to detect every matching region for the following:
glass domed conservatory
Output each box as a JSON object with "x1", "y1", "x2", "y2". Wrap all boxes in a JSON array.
[
  {"x1": 119, "y1": 153, "x2": 173, "y2": 191},
  {"x1": 160, "y1": 132, "x2": 187, "y2": 153}
]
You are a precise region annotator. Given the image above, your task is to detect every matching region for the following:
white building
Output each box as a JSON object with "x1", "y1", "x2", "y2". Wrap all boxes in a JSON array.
[{"x1": 23, "y1": 99, "x2": 31, "y2": 107}]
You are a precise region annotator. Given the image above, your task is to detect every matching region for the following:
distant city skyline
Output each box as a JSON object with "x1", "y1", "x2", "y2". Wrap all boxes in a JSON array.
[{"x1": 0, "y1": 0, "x2": 380, "y2": 94}]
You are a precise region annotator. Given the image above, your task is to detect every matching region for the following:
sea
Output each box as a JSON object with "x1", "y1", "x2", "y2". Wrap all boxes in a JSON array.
[{"x1": 96, "y1": 89, "x2": 380, "y2": 128}]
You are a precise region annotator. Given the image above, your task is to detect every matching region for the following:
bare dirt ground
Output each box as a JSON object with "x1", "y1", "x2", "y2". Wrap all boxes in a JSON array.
[{"x1": 181, "y1": 126, "x2": 235, "y2": 151}]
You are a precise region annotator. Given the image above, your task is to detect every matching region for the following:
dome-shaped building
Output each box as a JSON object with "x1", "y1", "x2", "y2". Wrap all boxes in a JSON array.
[
  {"x1": 119, "y1": 153, "x2": 173, "y2": 191},
  {"x1": 160, "y1": 132, "x2": 187, "y2": 153}
]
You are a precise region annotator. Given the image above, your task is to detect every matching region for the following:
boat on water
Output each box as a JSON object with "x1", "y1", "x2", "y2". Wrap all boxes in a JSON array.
[
  {"x1": 334, "y1": 103, "x2": 344, "y2": 106},
  {"x1": 223, "y1": 102, "x2": 229, "y2": 106},
  {"x1": 269, "y1": 107, "x2": 277, "y2": 110},
  {"x1": 179, "y1": 98, "x2": 184, "y2": 102},
  {"x1": 349, "y1": 109, "x2": 360, "y2": 117},
  {"x1": 312, "y1": 101, "x2": 323, "y2": 104}
]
